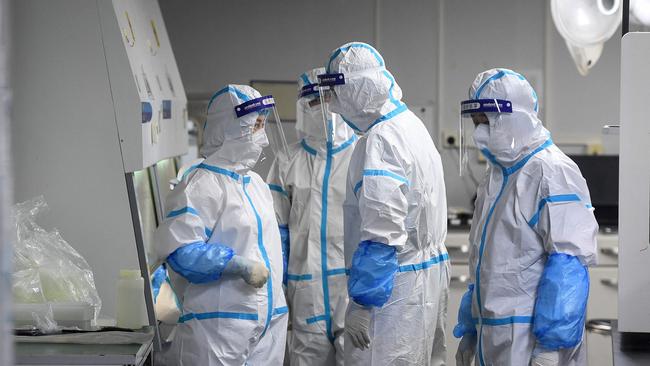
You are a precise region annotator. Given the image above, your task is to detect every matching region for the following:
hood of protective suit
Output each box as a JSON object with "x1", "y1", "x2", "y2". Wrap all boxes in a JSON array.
[
  {"x1": 469, "y1": 68, "x2": 550, "y2": 166},
  {"x1": 326, "y1": 42, "x2": 406, "y2": 134},
  {"x1": 202, "y1": 84, "x2": 269, "y2": 173},
  {"x1": 296, "y1": 67, "x2": 354, "y2": 148}
]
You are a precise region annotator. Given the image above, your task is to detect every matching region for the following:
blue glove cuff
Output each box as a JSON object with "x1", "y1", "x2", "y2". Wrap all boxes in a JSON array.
[
  {"x1": 167, "y1": 242, "x2": 235, "y2": 284},
  {"x1": 533, "y1": 253, "x2": 589, "y2": 350},
  {"x1": 348, "y1": 241, "x2": 398, "y2": 307}
]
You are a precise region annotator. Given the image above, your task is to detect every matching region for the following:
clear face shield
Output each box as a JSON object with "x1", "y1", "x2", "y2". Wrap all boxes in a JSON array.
[
  {"x1": 298, "y1": 82, "x2": 329, "y2": 141},
  {"x1": 316, "y1": 73, "x2": 346, "y2": 143},
  {"x1": 234, "y1": 95, "x2": 289, "y2": 160},
  {"x1": 459, "y1": 98, "x2": 512, "y2": 175}
]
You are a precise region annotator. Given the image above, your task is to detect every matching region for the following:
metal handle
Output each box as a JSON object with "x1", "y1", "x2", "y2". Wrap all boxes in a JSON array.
[
  {"x1": 600, "y1": 278, "x2": 619, "y2": 288},
  {"x1": 450, "y1": 275, "x2": 469, "y2": 284},
  {"x1": 586, "y1": 319, "x2": 612, "y2": 334},
  {"x1": 600, "y1": 247, "x2": 619, "y2": 257},
  {"x1": 448, "y1": 245, "x2": 469, "y2": 254}
]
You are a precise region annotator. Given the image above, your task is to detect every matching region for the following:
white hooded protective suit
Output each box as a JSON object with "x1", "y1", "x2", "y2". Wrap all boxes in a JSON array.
[
  {"x1": 453, "y1": 69, "x2": 598, "y2": 366},
  {"x1": 155, "y1": 84, "x2": 288, "y2": 366},
  {"x1": 327, "y1": 42, "x2": 450, "y2": 366},
  {"x1": 266, "y1": 68, "x2": 357, "y2": 366}
]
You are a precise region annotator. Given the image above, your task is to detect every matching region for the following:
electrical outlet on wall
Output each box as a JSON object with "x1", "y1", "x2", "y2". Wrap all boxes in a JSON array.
[{"x1": 442, "y1": 130, "x2": 459, "y2": 148}]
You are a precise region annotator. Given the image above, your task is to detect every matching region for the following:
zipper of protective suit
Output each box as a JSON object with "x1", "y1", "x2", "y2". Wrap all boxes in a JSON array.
[
  {"x1": 475, "y1": 168, "x2": 509, "y2": 366},
  {"x1": 242, "y1": 177, "x2": 273, "y2": 336},
  {"x1": 320, "y1": 142, "x2": 335, "y2": 342}
]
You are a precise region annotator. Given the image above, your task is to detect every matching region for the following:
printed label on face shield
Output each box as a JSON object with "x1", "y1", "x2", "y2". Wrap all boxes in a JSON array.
[
  {"x1": 461, "y1": 102, "x2": 481, "y2": 113},
  {"x1": 235, "y1": 96, "x2": 275, "y2": 118},
  {"x1": 299, "y1": 84, "x2": 319, "y2": 99},
  {"x1": 317, "y1": 73, "x2": 345, "y2": 87},
  {"x1": 460, "y1": 99, "x2": 512, "y2": 115}
]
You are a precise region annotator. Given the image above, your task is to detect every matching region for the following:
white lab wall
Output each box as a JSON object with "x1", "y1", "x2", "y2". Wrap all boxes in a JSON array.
[
  {"x1": 438, "y1": 0, "x2": 546, "y2": 209},
  {"x1": 545, "y1": 7, "x2": 621, "y2": 154},
  {"x1": 159, "y1": 0, "x2": 620, "y2": 210}
]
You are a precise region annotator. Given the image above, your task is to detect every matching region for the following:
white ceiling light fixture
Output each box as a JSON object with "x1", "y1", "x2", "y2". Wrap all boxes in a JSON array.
[{"x1": 551, "y1": 0, "x2": 622, "y2": 76}]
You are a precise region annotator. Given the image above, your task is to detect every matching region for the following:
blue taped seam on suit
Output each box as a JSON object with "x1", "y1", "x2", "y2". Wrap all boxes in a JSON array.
[
  {"x1": 301, "y1": 139, "x2": 318, "y2": 156},
  {"x1": 320, "y1": 141, "x2": 335, "y2": 342},
  {"x1": 268, "y1": 184, "x2": 288, "y2": 197},
  {"x1": 179, "y1": 311, "x2": 258, "y2": 323},
  {"x1": 366, "y1": 103, "x2": 408, "y2": 131},
  {"x1": 353, "y1": 180, "x2": 363, "y2": 196},
  {"x1": 528, "y1": 194, "x2": 582, "y2": 227},
  {"x1": 306, "y1": 314, "x2": 328, "y2": 325},
  {"x1": 327, "y1": 43, "x2": 385, "y2": 73},
  {"x1": 326, "y1": 268, "x2": 347, "y2": 276},
  {"x1": 397, "y1": 253, "x2": 449, "y2": 272},
  {"x1": 341, "y1": 116, "x2": 362, "y2": 132},
  {"x1": 331, "y1": 135, "x2": 358, "y2": 154},
  {"x1": 242, "y1": 179, "x2": 273, "y2": 337},
  {"x1": 167, "y1": 206, "x2": 200, "y2": 218},
  {"x1": 287, "y1": 273, "x2": 313, "y2": 281},
  {"x1": 474, "y1": 316, "x2": 534, "y2": 326},
  {"x1": 362, "y1": 169, "x2": 410, "y2": 185},
  {"x1": 198, "y1": 163, "x2": 241, "y2": 181},
  {"x1": 299, "y1": 73, "x2": 311, "y2": 87},
  {"x1": 181, "y1": 164, "x2": 202, "y2": 181},
  {"x1": 207, "y1": 85, "x2": 251, "y2": 112},
  {"x1": 474, "y1": 140, "x2": 553, "y2": 366},
  {"x1": 273, "y1": 306, "x2": 289, "y2": 316}
]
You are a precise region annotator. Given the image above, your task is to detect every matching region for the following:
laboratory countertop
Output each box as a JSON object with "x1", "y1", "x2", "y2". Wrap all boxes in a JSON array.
[{"x1": 14, "y1": 328, "x2": 154, "y2": 366}]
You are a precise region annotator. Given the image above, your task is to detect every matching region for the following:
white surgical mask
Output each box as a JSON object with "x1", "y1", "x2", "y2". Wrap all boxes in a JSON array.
[{"x1": 473, "y1": 123, "x2": 490, "y2": 151}]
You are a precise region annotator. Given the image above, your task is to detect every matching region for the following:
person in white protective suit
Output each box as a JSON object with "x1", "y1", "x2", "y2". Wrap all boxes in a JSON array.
[
  {"x1": 154, "y1": 84, "x2": 288, "y2": 366},
  {"x1": 453, "y1": 69, "x2": 598, "y2": 366},
  {"x1": 266, "y1": 67, "x2": 357, "y2": 366},
  {"x1": 321, "y1": 42, "x2": 450, "y2": 365}
]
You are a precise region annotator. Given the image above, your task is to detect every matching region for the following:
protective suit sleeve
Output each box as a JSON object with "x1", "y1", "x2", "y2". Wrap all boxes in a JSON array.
[
  {"x1": 453, "y1": 284, "x2": 477, "y2": 338},
  {"x1": 532, "y1": 164, "x2": 598, "y2": 266},
  {"x1": 348, "y1": 241, "x2": 398, "y2": 307},
  {"x1": 533, "y1": 253, "x2": 589, "y2": 350},
  {"x1": 266, "y1": 156, "x2": 291, "y2": 226},
  {"x1": 358, "y1": 134, "x2": 409, "y2": 247},
  {"x1": 167, "y1": 242, "x2": 235, "y2": 284},
  {"x1": 154, "y1": 173, "x2": 225, "y2": 266},
  {"x1": 279, "y1": 225, "x2": 290, "y2": 285}
]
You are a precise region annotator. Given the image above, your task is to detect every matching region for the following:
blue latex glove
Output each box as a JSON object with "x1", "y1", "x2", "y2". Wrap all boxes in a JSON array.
[
  {"x1": 279, "y1": 225, "x2": 290, "y2": 285},
  {"x1": 348, "y1": 241, "x2": 398, "y2": 307},
  {"x1": 453, "y1": 284, "x2": 477, "y2": 338}
]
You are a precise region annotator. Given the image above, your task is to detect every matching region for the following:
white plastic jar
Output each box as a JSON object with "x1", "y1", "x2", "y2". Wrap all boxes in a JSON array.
[{"x1": 116, "y1": 269, "x2": 148, "y2": 329}]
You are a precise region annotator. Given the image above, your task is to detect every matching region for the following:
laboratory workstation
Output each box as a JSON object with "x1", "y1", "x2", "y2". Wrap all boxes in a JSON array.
[{"x1": 0, "y1": 0, "x2": 649, "y2": 365}]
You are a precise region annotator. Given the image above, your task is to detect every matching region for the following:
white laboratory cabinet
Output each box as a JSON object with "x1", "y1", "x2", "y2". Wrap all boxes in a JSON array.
[
  {"x1": 444, "y1": 231, "x2": 618, "y2": 366},
  {"x1": 11, "y1": 0, "x2": 187, "y2": 320},
  {"x1": 618, "y1": 32, "x2": 650, "y2": 333}
]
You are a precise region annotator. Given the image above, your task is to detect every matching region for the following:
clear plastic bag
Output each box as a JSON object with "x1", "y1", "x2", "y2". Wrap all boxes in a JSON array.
[{"x1": 12, "y1": 196, "x2": 102, "y2": 331}]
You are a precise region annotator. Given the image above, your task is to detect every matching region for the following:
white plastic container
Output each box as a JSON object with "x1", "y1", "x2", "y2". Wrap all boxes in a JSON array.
[{"x1": 116, "y1": 269, "x2": 148, "y2": 329}]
